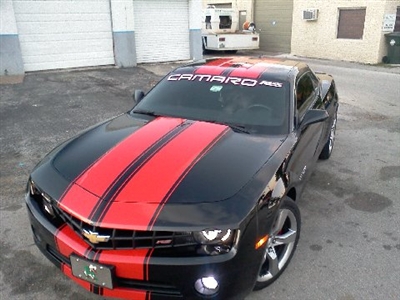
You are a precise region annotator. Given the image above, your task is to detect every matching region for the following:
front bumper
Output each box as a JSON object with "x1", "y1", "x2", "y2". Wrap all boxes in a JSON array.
[{"x1": 26, "y1": 193, "x2": 263, "y2": 300}]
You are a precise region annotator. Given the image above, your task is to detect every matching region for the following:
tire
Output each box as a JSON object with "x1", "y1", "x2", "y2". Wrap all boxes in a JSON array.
[
  {"x1": 254, "y1": 197, "x2": 301, "y2": 290},
  {"x1": 319, "y1": 111, "x2": 337, "y2": 160}
]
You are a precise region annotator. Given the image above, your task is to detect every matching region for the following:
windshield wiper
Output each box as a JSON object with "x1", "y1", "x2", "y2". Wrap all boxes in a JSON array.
[
  {"x1": 132, "y1": 109, "x2": 160, "y2": 117},
  {"x1": 208, "y1": 120, "x2": 250, "y2": 134},
  {"x1": 227, "y1": 123, "x2": 251, "y2": 134}
]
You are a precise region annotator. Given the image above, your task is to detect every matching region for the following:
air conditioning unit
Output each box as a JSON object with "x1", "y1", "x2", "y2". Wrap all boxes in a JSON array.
[{"x1": 303, "y1": 9, "x2": 319, "y2": 21}]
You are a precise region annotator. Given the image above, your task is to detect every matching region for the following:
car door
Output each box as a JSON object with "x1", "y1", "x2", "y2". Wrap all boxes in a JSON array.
[{"x1": 287, "y1": 71, "x2": 325, "y2": 191}]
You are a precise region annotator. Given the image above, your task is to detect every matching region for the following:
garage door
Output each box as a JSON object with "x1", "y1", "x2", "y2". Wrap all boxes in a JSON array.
[
  {"x1": 254, "y1": 0, "x2": 293, "y2": 53},
  {"x1": 14, "y1": 0, "x2": 114, "y2": 71},
  {"x1": 134, "y1": 0, "x2": 190, "y2": 63}
]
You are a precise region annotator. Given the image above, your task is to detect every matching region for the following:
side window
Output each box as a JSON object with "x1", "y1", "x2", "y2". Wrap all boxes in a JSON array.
[{"x1": 296, "y1": 73, "x2": 317, "y2": 113}]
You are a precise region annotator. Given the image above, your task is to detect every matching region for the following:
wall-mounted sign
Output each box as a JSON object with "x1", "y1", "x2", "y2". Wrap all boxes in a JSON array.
[{"x1": 382, "y1": 14, "x2": 396, "y2": 32}]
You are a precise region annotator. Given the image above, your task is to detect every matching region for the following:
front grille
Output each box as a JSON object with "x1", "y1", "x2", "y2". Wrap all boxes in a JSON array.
[
  {"x1": 28, "y1": 180, "x2": 203, "y2": 255},
  {"x1": 54, "y1": 205, "x2": 198, "y2": 251}
]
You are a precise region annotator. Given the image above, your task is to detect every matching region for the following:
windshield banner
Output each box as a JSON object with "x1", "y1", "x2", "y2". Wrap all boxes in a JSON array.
[{"x1": 168, "y1": 74, "x2": 283, "y2": 88}]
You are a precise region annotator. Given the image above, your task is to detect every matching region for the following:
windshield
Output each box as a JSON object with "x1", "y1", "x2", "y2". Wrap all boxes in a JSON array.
[{"x1": 132, "y1": 72, "x2": 290, "y2": 135}]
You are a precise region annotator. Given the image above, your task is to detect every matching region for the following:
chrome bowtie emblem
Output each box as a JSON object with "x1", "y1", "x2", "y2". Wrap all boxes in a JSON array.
[{"x1": 82, "y1": 229, "x2": 110, "y2": 244}]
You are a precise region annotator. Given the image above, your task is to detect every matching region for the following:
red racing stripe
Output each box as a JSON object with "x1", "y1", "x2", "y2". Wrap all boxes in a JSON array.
[
  {"x1": 62, "y1": 264, "x2": 148, "y2": 300},
  {"x1": 204, "y1": 58, "x2": 232, "y2": 66},
  {"x1": 58, "y1": 117, "x2": 184, "y2": 222},
  {"x1": 61, "y1": 263, "x2": 92, "y2": 290},
  {"x1": 229, "y1": 64, "x2": 269, "y2": 79},
  {"x1": 56, "y1": 224, "x2": 153, "y2": 281},
  {"x1": 195, "y1": 66, "x2": 227, "y2": 75},
  {"x1": 75, "y1": 117, "x2": 185, "y2": 196},
  {"x1": 102, "y1": 287, "x2": 148, "y2": 300},
  {"x1": 147, "y1": 124, "x2": 228, "y2": 229},
  {"x1": 98, "y1": 248, "x2": 151, "y2": 280},
  {"x1": 98, "y1": 121, "x2": 229, "y2": 230},
  {"x1": 55, "y1": 224, "x2": 90, "y2": 258},
  {"x1": 195, "y1": 58, "x2": 233, "y2": 75},
  {"x1": 58, "y1": 184, "x2": 100, "y2": 225}
]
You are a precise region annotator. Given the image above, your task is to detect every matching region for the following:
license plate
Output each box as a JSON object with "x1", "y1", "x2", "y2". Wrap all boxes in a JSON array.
[{"x1": 70, "y1": 255, "x2": 114, "y2": 289}]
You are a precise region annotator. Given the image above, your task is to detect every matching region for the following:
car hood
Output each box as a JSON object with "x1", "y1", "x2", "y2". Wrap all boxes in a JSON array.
[{"x1": 32, "y1": 114, "x2": 287, "y2": 229}]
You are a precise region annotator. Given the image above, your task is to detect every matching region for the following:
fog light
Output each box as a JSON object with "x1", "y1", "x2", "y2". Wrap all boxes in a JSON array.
[{"x1": 194, "y1": 277, "x2": 219, "y2": 296}]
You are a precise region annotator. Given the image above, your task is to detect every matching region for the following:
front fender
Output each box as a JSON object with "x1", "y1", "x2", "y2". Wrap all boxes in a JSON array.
[{"x1": 255, "y1": 165, "x2": 288, "y2": 240}]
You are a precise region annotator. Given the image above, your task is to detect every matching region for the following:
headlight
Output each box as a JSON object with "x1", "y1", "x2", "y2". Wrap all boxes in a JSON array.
[
  {"x1": 41, "y1": 192, "x2": 55, "y2": 217},
  {"x1": 28, "y1": 179, "x2": 56, "y2": 218},
  {"x1": 193, "y1": 229, "x2": 239, "y2": 255},
  {"x1": 194, "y1": 229, "x2": 233, "y2": 244},
  {"x1": 28, "y1": 179, "x2": 39, "y2": 195}
]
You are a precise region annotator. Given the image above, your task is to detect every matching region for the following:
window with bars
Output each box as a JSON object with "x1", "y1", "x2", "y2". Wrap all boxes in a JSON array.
[{"x1": 337, "y1": 8, "x2": 366, "y2": 39}]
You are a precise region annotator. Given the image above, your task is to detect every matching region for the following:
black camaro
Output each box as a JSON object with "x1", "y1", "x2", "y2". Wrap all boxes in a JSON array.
[{"x1": 26, "y1": 57, "x2": 339, "y2": 299}]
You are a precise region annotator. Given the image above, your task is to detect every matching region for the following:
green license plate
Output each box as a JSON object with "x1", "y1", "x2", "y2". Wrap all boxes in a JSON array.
[{"x1": 70, "y1": 255, "x2": 114, "y2": 289}]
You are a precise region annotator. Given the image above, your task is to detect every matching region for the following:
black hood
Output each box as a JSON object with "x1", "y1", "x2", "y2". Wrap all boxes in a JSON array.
[{"x1": 50, "y1": 114, "x2": 286, "y2": 204}]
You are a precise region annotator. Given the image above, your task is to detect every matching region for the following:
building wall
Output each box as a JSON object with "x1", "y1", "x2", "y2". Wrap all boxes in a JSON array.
[
  {"x1": 111, "y1": 0, "x2": 136, "y2": 68},
  {"x1": 0, "y1": 0, "x2": 24, "y2": 82},
  {"x1": 0, "y1": 0, "x2": 202, "y2": 80},
  {"x1": 189, "y1": 0, "x2": 203, "y2": 61},
  {"x1": 291, "y1": 0, "x2": 400, "y2": 64},
  {"x1": 378, "y1": 0, "x2": 400, "y2": 61}
]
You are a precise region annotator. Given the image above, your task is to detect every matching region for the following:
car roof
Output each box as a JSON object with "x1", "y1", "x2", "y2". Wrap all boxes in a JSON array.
[{"x1": 176, "y1": 56, "x2": 308, "y2": 82}]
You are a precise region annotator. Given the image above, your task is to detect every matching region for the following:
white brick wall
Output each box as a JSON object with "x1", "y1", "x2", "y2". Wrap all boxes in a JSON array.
[
  {"x1": 0, "y1": 0, "x2": 18, "y2": 34},
  {"x1": 291, "y1": 0, "x2": 400, "y2": 64},
  {"x1": 110, "y1": 0, "x2": 134, "y2": 32}
]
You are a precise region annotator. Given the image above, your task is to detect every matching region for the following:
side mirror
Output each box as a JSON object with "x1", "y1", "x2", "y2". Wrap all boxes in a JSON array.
[
  {"x1": 133, "y1": 90, "x2": 145, "y2": 103},
  {"x1": 300, "y1": 109, "x2": 329, "y2": 130}
]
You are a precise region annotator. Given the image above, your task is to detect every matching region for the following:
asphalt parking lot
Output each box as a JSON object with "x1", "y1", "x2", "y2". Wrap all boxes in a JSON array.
[{"x1": 0, "y1": 54, "x2": 399, "y2": 300}]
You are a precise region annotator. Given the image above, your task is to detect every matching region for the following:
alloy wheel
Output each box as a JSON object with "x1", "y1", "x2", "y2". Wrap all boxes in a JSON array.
[{"x1": 257, "y1": 206, "x2": 298, "y2": 283}]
